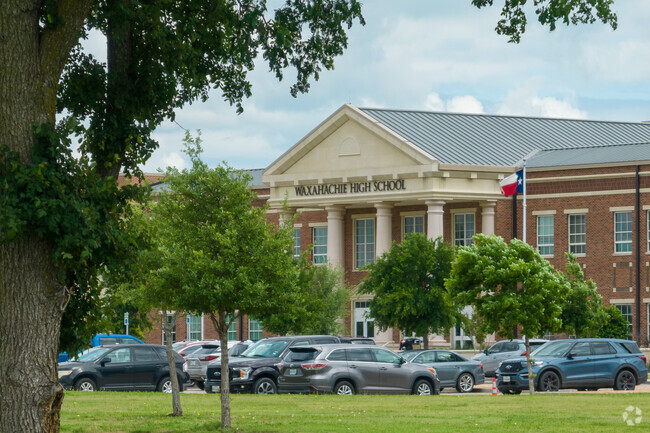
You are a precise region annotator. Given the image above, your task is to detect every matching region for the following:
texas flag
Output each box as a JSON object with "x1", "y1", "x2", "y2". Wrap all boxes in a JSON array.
[{"x1": 499, "y1": 169, "x2": 524, "y2": 197}]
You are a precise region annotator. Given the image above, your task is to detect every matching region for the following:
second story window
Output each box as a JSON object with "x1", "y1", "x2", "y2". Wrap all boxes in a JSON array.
[
  {"x1": 537, "y1": 215, "x2": 554, "y2": 256},
  {"x1": 453, "y1": 213, "x2": 474, "y2": 246},
  {"x1": 403, "y1": 215, "x2": 424, "y2": 237},
  {"x1": 614, "y1": 211, "x2": 632, "y2": 253},
  {"x1": 313, "y1": 226, "x2": 328, "y2": 265},
  {"x1": 293, "y1": 227, "x2": 301, "y2": 259},
  {"x1": 568, "y1": 214, "x2": 586, "y2": 255},
  {"x1": 355, "y1": 218, "x2": 375, "y2": 269}
]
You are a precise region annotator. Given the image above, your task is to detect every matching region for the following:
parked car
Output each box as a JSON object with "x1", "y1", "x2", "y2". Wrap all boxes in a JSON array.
[
  {"x1": 204, "y1": 335, "x2": 341, "y2": 394},
  {"x1": 58, "y1": 344, "x2": 189, "y2": 392},
  {"x1": 176, "y1": 340, "x2": 220, "y2": 360},
  {"x1": 58, "y1": 333, "x2": 144, "y2": 363},
  {"x1": 186, "y1": 343, "x2": 221, "y2": 389},
  {"x1": 495, "y1": 338, "x2": 648, "y2": 394},
  {"x1": 277, "y1": 344, "x2": 440, "y2": 395},
  {"x1": 228, "y1": 340, "x2": 254, "y2": 356},
  {"x1": 338, "y1": 336, "x2": 376, "y2": 345},
  {"x1": 402, "y1": 349, "x2": 485, "y2": 392},
  {"x1": 472, "y1": 338, "x2": 548, "y2": 376}
]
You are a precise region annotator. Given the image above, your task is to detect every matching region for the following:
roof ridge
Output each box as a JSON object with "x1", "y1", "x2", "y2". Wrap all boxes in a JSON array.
[
  {"x1": 358, "y1": 107, "x2": 650, "y2": 126},
  {"x1": 536, "y1": 140, "x2": 650, "y2": 152}
]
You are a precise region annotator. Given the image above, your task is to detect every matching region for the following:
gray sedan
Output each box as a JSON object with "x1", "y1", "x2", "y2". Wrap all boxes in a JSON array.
[{"x1": 402, "y1": 349, "x2": 485, "y2": 392}]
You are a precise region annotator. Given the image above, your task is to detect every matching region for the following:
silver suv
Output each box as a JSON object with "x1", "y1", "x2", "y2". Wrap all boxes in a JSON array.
[
  {"x1": 472, "y1": 339, "x2": 548, "y2": 376},
  {"x1": 277, "y1": 344, "x2": 440, "y2": 395}
]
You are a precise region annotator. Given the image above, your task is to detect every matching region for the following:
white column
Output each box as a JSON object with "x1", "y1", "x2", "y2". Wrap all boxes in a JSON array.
[
  {"x1": 374, "y1": 203, "x2": 393, "y2": 257},
  {"x1": 426, "y1": 200, "x2": 446, "y2": 240},
  {"x1": 325, "y1": 205, "x2": 345, "y2": 268},
  {"x1": 481, "y1": 200, "x2": 497, "y2": 235}
]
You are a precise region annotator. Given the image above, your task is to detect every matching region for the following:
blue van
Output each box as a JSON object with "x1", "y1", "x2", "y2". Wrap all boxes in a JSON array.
[{"x1": 58, "y1": 334, "x2": 144, "y2": 363}]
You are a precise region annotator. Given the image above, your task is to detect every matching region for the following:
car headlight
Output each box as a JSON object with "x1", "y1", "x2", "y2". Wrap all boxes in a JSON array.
[
  {"x1": 235, "y1": 367, "x2": 252, "y2": 380},
  {"x1": 58, "y1": 370, "x2": 72, "y2": 379}
]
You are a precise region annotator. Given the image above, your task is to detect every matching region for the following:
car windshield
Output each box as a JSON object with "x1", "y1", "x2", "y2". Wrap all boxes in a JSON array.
[
  {"x1": 401, "y1": 351, "x2": 419, "y2": 361},
  {"x1": 241, "y1": 340, "x2": 289, "y2": 358},
  {"x1": 75, "y1": 347, "x2": 111, "y2": 362},
  {"x1": 532, "y1": 341, "x2": 573, "y2": 358},
  {"x1": 228, "y1": 344, "x2": 249, "y2": 357},
  {"x1": 193, "y1": 346, "x2": 221, "y2": 356}
]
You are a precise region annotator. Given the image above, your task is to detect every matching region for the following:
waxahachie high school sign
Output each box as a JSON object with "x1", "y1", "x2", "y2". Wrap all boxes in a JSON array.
[{"x1": 294, "y1": 179, "x2": 406, "y2": 197}]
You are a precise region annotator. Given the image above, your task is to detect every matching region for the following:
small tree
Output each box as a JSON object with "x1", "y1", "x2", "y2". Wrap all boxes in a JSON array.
[
  {"x1": 261, "y1": 260, "x2": 348, "y2": 336},
  {"x1": 359, "y1": 235, "x2": 457, "y2": 349},
  {"x1": 151, "y1": 134, "x2": 300, "y2": 429},
  {"x1": 560, "y1": 253, "x2": 607, "y2": 338},
  {"x1": 597, "y1": 306, "x2": 631, "y2": 340},
  {"x1": 446, "y1": 234, "x2": 568, "y2": 393}
]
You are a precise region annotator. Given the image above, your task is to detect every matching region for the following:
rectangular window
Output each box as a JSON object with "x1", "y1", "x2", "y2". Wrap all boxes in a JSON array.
[
  {"x1": 615, "y1": 304, "x2": 633, "y2": 340},
  {"x1": 403, "y1": 215, "x2": 424, "y2": 237},
  {"x1": 226, "y1": 314, "x2": 238, "y2": 341},
  {"x1": 187, "y1": 313, "x2": 201, "y2": 341},
  {"x1": 312, "y1": 226, "x2": 328, "y2": 265},
  {"x1": 537, "y1": 215, "x2": 554, "y2": 256},
  {"x1": 454, "y1": 213, "x2": 474, "y2": 246},
  {"x1": 568, "y1": 214, "x2": 586, "y2": 255},
  {"x1": 293, "y1": 227, "x2": 301, "y2": 259},
  {"x1": 355, "y1": 218, "x2": 375, "y2": 268},
  {"x1": 249, "y1": 318, "x2": 263, "y2": 340},
  {"x1": 614, "y1": 212, "x2": 632, "y2": 253}
]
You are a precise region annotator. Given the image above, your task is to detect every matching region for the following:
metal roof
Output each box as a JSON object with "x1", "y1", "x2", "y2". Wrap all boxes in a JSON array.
[
  {"x1": 359, "y1": 108, "x2": 650, "y2": 167},
  {"x1": 527, "y1": 142, "x2": 650, "y2": 168}
]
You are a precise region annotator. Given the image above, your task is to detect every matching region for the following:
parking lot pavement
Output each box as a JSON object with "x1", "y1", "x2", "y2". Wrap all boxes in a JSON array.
[{"x1": 443, "y1": 382, "x2": 650, "y2": 395}]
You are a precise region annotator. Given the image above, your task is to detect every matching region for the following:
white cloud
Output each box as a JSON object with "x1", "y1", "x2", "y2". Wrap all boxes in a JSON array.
[
  {"x1": 496, "y1": 85, "x2": 587, "y2": 119},
  {"x1": 447, "y1": 96, "x2": 484, "y2": 114},
  {"x1": 424, "y1": 93, "x2": 444, "y2": 111}
]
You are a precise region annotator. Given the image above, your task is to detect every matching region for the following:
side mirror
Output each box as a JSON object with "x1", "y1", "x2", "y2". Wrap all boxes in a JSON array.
[
  {"x1": 483, "y1": 349, "x2": 488, "y2": 355},
  {"x1": 567, "y1": 353, "x2": 575, "y2": 359},
  {"x1": 100, "y1": 357, "x2": 112, "y2": 367}
]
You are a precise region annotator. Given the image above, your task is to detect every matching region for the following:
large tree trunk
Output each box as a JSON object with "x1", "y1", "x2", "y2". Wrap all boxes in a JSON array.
[
  {"x1": 210, "y1": 312, "x2": 232, "y2": 429},
  {"x1": 161, "y1": 311, "x2": 182, "y2": 416},
  {"x1": 0, "y1": 2, "x2": 92, "y2": 432}
]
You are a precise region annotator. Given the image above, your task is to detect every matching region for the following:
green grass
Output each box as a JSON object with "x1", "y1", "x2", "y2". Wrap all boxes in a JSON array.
[{"x1": 60, "y1": 391, "x2": 650, "y2": 432}]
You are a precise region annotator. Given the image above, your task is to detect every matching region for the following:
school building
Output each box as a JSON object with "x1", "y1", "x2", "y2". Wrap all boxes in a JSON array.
[{"x1": 144, "y1": 103, "x2": 650, "y2": 347}]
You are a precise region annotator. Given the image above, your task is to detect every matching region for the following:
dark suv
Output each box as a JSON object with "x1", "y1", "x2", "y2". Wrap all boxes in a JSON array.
[
  {"x1": 204, "y1": 335, "x2": 340, "y2": 394},
  {"x1": 495, "y1": 338, "x2": 648, "y2": 394}
]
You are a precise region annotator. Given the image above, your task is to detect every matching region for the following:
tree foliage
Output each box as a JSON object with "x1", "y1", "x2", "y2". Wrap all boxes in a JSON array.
[
  {"x1": 140, "y1": 133, "x2": 301, "y2": 428},
  {"x1": 261, "y1": 260, "x2": 348, "y2": 336},
  {"x1": 559, "y1": 253, "x2": 606, "y2": 338},
  {"x1": 359, "y1": 235, "x2": 457, "y2": 348},
  {"x1": 471, "y1": 0, "x2": 617, "y2": 43},
  {"x1": 597, "y1": 306, "x2": 631, "y2": 340},
  {"x1": 446, "y1": 234, "x2": 569, "y2": 392}
]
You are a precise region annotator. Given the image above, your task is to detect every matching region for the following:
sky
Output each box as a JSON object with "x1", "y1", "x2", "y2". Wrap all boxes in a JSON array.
[{"x1": 84, "y1": 0, "x2": 650, "y2": 173}]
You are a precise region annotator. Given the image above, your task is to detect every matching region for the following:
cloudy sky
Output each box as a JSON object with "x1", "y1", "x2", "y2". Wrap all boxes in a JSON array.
[{"x1": 91, "y1": 0, "x2": 650, "y2": 172}]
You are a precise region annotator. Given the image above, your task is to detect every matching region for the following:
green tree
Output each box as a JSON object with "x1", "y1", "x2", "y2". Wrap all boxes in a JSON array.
[
  {"x1": 1, "y1": 2, "x2": 363, "y2": 431},
  {"x1": 597, "y1": 306, "x2": 631, "y2": 340},
  {"x1": 560, "y1": 253, "x2": 606, "y2": 338},
  {"x1": 446, "y1": 234, "x2": 568, "y2": 393},
  {"x1": 358, "y1": 235, "x2": 457, "y2": 349},
  {"x1": 471, "y1": 0, "x2": 617, "y2": 43},
  {"x1": 146, "y1": 134, "x2": 301, "y2": 428},
  {"x1": 261, "y1": 260, "x2": 348, "y2": 336}
]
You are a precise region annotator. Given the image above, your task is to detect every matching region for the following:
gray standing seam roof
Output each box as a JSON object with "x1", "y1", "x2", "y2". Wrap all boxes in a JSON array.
[
  {"x1": 359, "y1": 108, "x2": 650, "y2": 167},
  {"x1": 526, "y1": 142, "x2": 650, "y2": 168}
]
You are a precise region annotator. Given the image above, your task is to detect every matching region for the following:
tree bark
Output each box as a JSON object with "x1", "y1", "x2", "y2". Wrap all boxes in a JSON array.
[
  {"x1": 161, "y1": 311, "x2": 182, "y2": 416},
  {"x1": 0, "y1": 1, "x2": 93, "y2": 432},
  {"x1": 210, "y1": 312, "x2": 231, "y2": 429},
  {"x1": 525, "y1": 336, "x2": 535, "y2": 394}
]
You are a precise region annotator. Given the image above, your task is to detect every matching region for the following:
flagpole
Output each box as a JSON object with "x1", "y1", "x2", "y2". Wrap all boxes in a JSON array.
[{"x1": 522, "y1": 159, "x2": 527, "y2": 244}]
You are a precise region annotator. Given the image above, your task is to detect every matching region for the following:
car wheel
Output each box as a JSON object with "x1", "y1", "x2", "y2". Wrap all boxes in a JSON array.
[
  {"x1": 157, "y1": 377, "x2": 173, "y2": 393},
  {"x1": 334, "y1": 380, "x2": 355, "y2": 395},
  {"x1": 456, "y1": 373, "x2": 475, "y2": 393},
  {"x1": 538, "y1": 371, "x2": 560, "y2": 392},
  {"x1": 412, "y1": 379, "x2": 433, "y2": 395},
  {"x1": 614, "y1": 370, "x2": 636, "y2": 391},
  {"x1": 74, "y1": 378, "x2": 96, "y2": 392},
  {"x1": 253, "y1": 377, "x2": 277, "y2": 395}
]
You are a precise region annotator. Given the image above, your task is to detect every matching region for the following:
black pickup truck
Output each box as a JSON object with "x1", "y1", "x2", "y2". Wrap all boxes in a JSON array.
[{"x1": 204, "y1": 335, "x2": 340, "y2": 394}]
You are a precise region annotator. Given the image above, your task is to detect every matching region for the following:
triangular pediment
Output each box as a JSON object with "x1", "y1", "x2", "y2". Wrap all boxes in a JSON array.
[{"x1": 263, "y1": 104, "x2": 437, "y2": 183}]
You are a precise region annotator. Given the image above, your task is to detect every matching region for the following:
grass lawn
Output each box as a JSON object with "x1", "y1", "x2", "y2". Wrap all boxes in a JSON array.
[{"x1": 60, "y1": 391, "x2": 649, "y2": 432}]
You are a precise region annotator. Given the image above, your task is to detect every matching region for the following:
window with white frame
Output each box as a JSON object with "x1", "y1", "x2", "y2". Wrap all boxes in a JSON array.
[
  {"x1": 355, "y1": 218, "x2": 375, "y2": 269},
  {"x1": 453, "y1": 213, "x2": 474, "y2": 246},
  {"x1": 615, "y1": 304, "x2": 633, "y2": 340},
  {"x1": 187, "y1": 313, "x2": 202, "y2": 341},
  {"x1": 293, "y1": 227, "x2": 301, "y2": 259},
  {"x1": 537, "y1": 215, "x2": 554, "y2": 256},
  {"x1": 614, "y1": 212, "x2": 632, "y2": 253},
  {"x1": 403, "y1": 214, "x2": 424, "y2": 238},
  {"x1": 648, "y1": 211, "x2": 650, "y2": 252},
  {"x1": 249, "y1": 318, "x2": 263, "y2": 340},
  {"x1": 226, "y1": 314, "x2": 238, "y2": 341},
  {"x1": 312, "y1": 226, "x2": 328, "y2": 265},
  {"x1": 568, "y1": 214, "x2": 586, "y2": 255}
]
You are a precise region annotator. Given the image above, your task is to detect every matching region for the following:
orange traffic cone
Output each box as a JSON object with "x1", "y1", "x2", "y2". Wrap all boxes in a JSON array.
[{"x1": 492, "y1": 377, "x2": 498, "y2": 395}]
